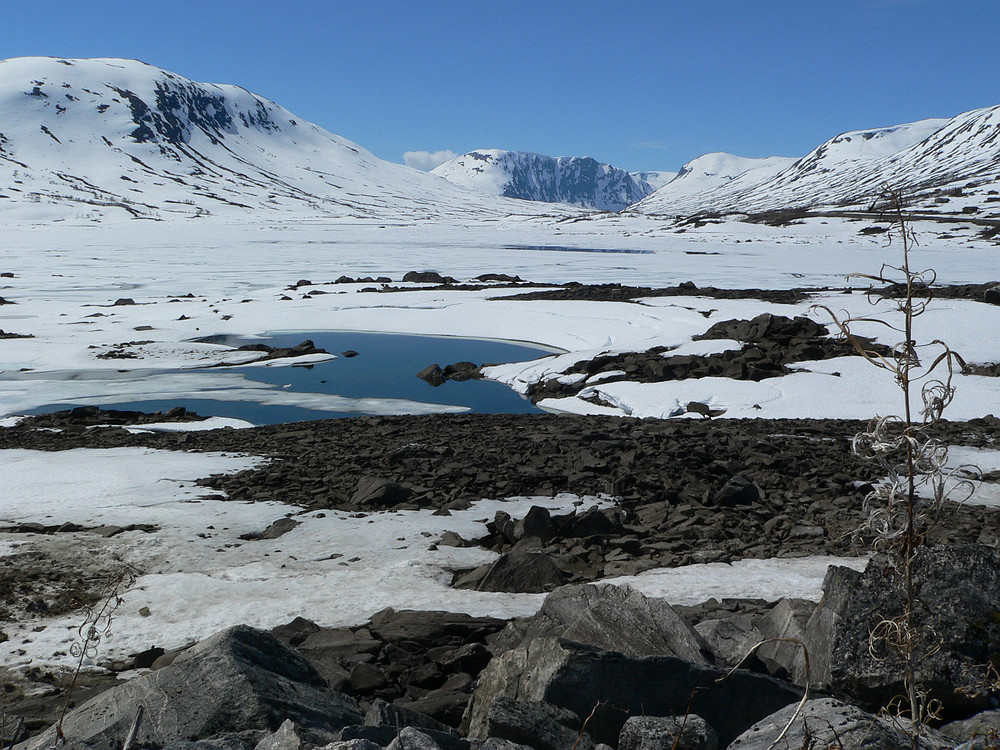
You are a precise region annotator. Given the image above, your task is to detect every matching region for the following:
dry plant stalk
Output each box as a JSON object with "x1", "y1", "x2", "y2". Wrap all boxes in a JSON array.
[
  {"x1": 54, "y1": 562, "x2": 138, "y2": 747},
  {"x1": 813, "y1": 188, "x2": 975, "y2": 740}
]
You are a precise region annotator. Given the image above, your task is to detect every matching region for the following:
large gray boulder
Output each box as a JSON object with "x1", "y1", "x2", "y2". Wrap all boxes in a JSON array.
[
  {"x1": 476, "y1": 551, "x2": 565, "y2": 593},
  {"x1": 798, "y1": 564, "x2": 862, "y2": 688},
  {"x1": 693, "y1": 614, "x2": 762, "y2": 668},
  {"x1": 18, "y1": 626, "x2": 363, "y2": 750},
  {"x1": 618, "y1": 715, "x2": 717, "y2": 750},
  {"x1": 484, "y1": 697, "x2": 594, "y2": 750},
  {"x1": 831, "y1": 544, "x2": 1000, "y2": 716},
  {"x1": 727, "y1": 697, "x2": 953, "y2": 750},
  {"x1": 489, "y1": 583, "x2": 707, "y2": 664},
  {"x1": 464, "y1": 637, "x2": 800, "y2": 749},
  {"x1": 939, "y1": 708, "x2": 1000, "y2": 745},
  {"x1": 753, "y1": 598, "x2": 814, "y2": 682}
]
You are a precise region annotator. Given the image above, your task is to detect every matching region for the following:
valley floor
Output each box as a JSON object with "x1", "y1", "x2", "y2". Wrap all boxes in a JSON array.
[{"x1": 1, "y1": 212, "x2": 999, "y2": 726}]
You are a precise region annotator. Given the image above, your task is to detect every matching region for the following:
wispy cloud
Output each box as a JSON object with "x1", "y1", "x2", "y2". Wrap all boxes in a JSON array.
[{"x1": 403, "y1": 150, "x2": 458, "y2": 171}]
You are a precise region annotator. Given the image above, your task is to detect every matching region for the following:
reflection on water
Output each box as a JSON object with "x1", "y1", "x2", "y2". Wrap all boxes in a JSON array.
[{"x1": 25, "y1": 331, "x2": 552, "y2": 425}]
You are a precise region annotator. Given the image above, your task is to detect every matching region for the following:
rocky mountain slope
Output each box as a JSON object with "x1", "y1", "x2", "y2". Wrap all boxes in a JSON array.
[
  {"x1": 432, "y1": 149, "x2": 652, "y2": 211},
  {"x1": 633, "y1": 114, "x2": 1000, "y2": 218},
  {"x1": 0, "y1": 57, "x2": 560, "y2": 222}
]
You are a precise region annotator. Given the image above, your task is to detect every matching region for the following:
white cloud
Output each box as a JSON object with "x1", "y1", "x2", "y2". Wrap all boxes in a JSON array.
[{"x1": 403, "y1": 149, "x2": 458, "y2": 171}]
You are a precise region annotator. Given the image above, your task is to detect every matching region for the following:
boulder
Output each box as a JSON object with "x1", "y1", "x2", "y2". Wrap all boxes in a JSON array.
[
  {"x1": 831, "y1": 544, "x2": 1000, "y2": 717},
  {"x1": 693, "y1": 614, "x2": 764, "y2": 669},
  {"x1": 727, "y1": 697, "x2": 952, "y2": 750},
  {"x1": 618, "y1": 715, "x2": 718, "y2": 750},
  {"x1": 475, "y1": 551, "x2": 564, "y2": 593},
  {"x1": 464, "y1": 637, "x2": 801, "y2": 749},
  {"x1": 365, "y1": 699, "x2": 457, "y2": 737},
  {"x1": 163, "y1": 734, "x2": 264, "y2": 750},
  {"x1": 521, "y1": 506, "x2": 557, "y2": 542},
  {"x1": 254, "y1": 720, "x2": 301, "y2": 750},
  {"x1": 984, "y1": 285, "x2": 1000, "y2": 305},
  {"x1": 477, "y1": 740, "x2": 533, "y2": 750},
  {"x1": 490, "y1": 583, "x2": 706, "y2": 664},
  {"x1": 442, "y1": 362, "x2": 482, "y2": 381},
  {"x1": 484, "y1": 698, "x2": 594, "y2": 750},
  {"x1": 403, "y1": 271, "x2": 455, "y2": 285},
  {"x1": 350, "y1": 477, "x2": 412, "y2": 507},
  {"x1": 939, "y1": 708, "x2": 1000, "y2": 744},
  {"x1": 365, "y1": 608, "x2": 504, "y2": 648},
  {"x1": 417, "y1": 365, "x2": 446, "y2": 387},
  {"x1": 797, "y1": 564, "x2": 862, "y2": 688},
  {"x1": 17, "y1": 626, "x2": 363, "y2": 750},
  {"x1": 709, "y1": 475, "x2": 760, "y2": 507},
  {"x1": 321, "y1": 740, "x2": 383, "y2": 750},
  {"x1": 386, "y1": 727, "x2": 449, "y2": 750},
  {"x1": 362, "y1": 700, "x2": 465, "y2": 750},
  {"x1": 753, "y1": 598, "x2": 815, "y2": 683}
]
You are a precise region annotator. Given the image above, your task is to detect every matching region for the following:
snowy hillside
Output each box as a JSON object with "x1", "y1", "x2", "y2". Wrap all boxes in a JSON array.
[
  {"x1": 0, "y1": 57, "x2": 560, "y2": 222},
  {"x1": 631, "y1": 170, "x2": 677, "y2": 191},
  {"x1": 432, "y1": 149, "x2": 652, "y2": 211},
  {"x1": 632, "y1": 114, "x2": 1000, "y2": 217},
  {"x1": 635, "y1": 153, "x2": 797, "y2": 211}
]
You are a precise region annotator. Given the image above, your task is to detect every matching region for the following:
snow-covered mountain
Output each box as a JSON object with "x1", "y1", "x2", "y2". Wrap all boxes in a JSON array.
[
  {"x1": 432, "y1": 149, "x2": 653, "y2": 211},
  {"x1": 0, "y1": 57, "x2": 561, "y2": 222},
  {"x1": 632, "y1": 114, "x2": 1000, "y2": 218},
  {"x1": 630, "y1": 170, "x2": 677, "y2": 192},
  {"x1": 637, "y1": 153, "x2": 797, "y2": 210}
]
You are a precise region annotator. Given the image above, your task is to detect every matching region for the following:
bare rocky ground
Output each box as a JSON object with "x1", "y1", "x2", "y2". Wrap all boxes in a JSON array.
[
  {"x1": 2, "y1": 406, "x2": 1000, "y2": 744},
  {"x1": 1, "y1": 274, "x2": 999, "y2": 746}
]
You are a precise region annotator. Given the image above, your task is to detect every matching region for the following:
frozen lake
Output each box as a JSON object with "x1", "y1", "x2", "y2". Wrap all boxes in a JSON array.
[{"x1": 18, "y1": 331, "x2": 553, "y2": 424}]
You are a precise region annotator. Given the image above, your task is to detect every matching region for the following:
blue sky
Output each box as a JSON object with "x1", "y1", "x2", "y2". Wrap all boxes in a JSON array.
[{"x1": 3, "y1": 1, "x2": 997, "y2": 172}]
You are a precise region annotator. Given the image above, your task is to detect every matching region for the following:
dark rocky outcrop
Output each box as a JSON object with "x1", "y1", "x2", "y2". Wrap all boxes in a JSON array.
[
  {"x1": 235, "y1": 340, "x2": 328, "y2": 363},
  {"x1": 464, "y1": 637, "x2": 801, "y2": 748},
  {"x1": 526, "y1": 313, "x2": 893, "y2": 404},
  {"x1": 831, "y1": 544, "x2": 1000, "y2": 718},
  {"x1": 403, "y1": 271, "x2": 457, "y2": 285},
  {"x1": 417, "y1": 362, "x2": 483, "y2": 386},
  {"x1": 271, "y1": 610, "x2": 505, "y2": 729},
  {"x1": 5, "y1": 413, "x2": 999, "y2": 579}
]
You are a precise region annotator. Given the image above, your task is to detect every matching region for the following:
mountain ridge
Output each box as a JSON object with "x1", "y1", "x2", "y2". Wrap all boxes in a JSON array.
[
  {"x1": 432, "y1": 149, "x2": 652, "y2": 211},
  {"x1": 632, "y1": 114, "x2": 1000, "y2": 218},
  {"x1": 0, "y1": 56, "x2": 563, "y2": 222}
]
